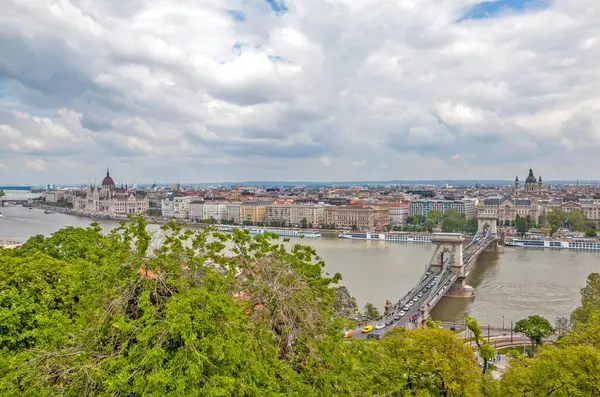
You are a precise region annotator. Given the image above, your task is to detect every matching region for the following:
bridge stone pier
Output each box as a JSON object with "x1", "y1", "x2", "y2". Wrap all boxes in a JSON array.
[
  {"x1": 429, "y1": 233, "x2": 464, "y2": 276},
  {"x1": 394, "y1": 216, "x2": 501, "y2": 327},
  {"x1": 477, "y1": 215, "x2": 498, "y2": 238}
]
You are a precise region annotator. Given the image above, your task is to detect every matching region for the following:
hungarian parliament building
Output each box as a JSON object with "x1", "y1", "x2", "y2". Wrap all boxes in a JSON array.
[{"x1": 73, "y1": 169, "x2": 149, "y2": 215}]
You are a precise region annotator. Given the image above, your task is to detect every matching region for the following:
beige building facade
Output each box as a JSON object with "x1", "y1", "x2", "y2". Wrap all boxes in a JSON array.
[
  {"x1": 240, "y1": 202, "x2": 268, "y2": 223},
  {"x1": 265, "y1": 204, "x2": 325, "y2": 227},
  {"x1": 478, "y1": 197, "x2": 542, "y2": 224},
  {"x1": 324, "y1": 206, "x2": 376, "y2": 230}
]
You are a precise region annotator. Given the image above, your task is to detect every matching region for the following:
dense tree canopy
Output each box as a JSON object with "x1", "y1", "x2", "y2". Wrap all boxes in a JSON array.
[
  {"x1": 1, "y1": 217, "x2": 599, "y2": 396},
  {"x1": 544, "y1": 208, "x2": 596, "y2": 235},
  {"x1": 0, "y1": 217, "x2": 486, "y2": 396},
  {"x1": 571, "y1": 272, "x2": 600, "y2": 325}
]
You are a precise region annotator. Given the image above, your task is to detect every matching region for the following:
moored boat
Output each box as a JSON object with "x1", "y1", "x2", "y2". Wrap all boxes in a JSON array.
[
  {"x1": 339, "y1": 232, "x2": 432, "y2": 243},
  {"x1": 505, "y1": 237, "x2": 600, "y2": 251}
]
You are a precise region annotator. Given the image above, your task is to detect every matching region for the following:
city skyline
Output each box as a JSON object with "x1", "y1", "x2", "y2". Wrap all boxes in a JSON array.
[{"x1": 1, "y1": 0, "x2": 600, "y2": 184}]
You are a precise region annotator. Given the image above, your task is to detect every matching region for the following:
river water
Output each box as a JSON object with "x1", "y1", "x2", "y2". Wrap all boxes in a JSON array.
[{"x1": 1, "y1": 202, "x2": 599, "y2": 328}]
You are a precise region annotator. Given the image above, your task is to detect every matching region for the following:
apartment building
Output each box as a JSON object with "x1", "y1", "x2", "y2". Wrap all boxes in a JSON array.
[
  {"x1": 389, "y1": 203, "x2": 409, "y2": 225},
  {"x1": 44, "y1": 190, "x2": 66, "y2": 203},
  {"x1": 265, "y1": 204, "x2": 325, "y2": 227},
  {"x1": 265, "y1": 204, "x2": 291, "y2": 224},
  {"x1": 290, "y1": 204, "x2": 325, "y2": 227},
  {"x1": 240, "y1": 202, "x2": 269, "y2": 223},
  {"x1": 226, "y1": 202, "x2": 242, "y2": 223},
  {"x1": 161, "y1": 196, "x2": 192, "y2": 219},
  {"x1": 410, "y1": 199, "x2": 477, "y2": 218},
  {"x1": 324, "y1": 206, "x2": 376, "y2": 230},
  {"x1": 189, "y1": 201, "x2": 204, "y2": 219},
  {"x1": 364, "y1": 201, "x2": 390, "y2": 230}
]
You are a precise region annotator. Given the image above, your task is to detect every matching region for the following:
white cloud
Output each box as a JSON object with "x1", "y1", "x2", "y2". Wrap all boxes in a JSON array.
[
  {"x1": 24, "y1": 159, "x2": 48, "y2": 172},
  {"x1": 1, "y1": 0, "x2": 600, "y2": 183}
]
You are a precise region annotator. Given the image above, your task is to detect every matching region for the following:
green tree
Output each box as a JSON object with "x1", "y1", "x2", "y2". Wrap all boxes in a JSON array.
[
  {"x1": 545, "y1": 208, "x2": 566, "y2": 236},
  {"x1": 500, "y1": 345, "x2": 600, "y2": 396},
  {"x1": 465, "y1": 316, "x2": 495, "y2": 374},
  {"x1": 514, "y1": 315, "x2": 554, "y2": 356},
  {"x1": 501, "y1": 311, "x2": 600, "y2": 396},
  {"x1": 376, "y1": 327, "x2": 483, "y2": 396},
  {"x1": 464, "y1": 217, "x2": 478, "y2": 234},
  {"x1": 333, "y1": 286, "x2": 358, "y2": 317},
  {"x1": 515, "y1": 215, "x2": 529, "y2": 237},
  {"x1": 0, "y1": 217, "x2": 341, "y2": 395},
  {"x1": 571, "y1": 273, "x2": 600, "y2": 325},
  {"x1": 300, "y1": 217, "x2": 308, "y2": 228},
  {"x1": 427, "y1": 209, "x2": 443, "y2": 225},
  {"x1": 424, "y1": 218, "x2": 435, "y2": 233},
  {"x1": 363, "y1": 302, "x2": 380, "y2": 320},
  {"x1": 566, "y1": 209, "x2": 588, "y2": 231},
  {"x1": 585, "y1": 228, "x2": 597, "y2": 237}
]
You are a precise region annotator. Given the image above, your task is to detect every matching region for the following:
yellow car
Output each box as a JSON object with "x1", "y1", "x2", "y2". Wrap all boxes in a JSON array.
[{"x1": 361, "y1": 325, "x2": 373, "y2": 333}]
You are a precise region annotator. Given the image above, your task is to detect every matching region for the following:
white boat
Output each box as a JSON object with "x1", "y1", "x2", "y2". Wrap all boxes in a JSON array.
[
  {"x1": 44, "y1": 210, "x2": 54, "y2": 214},
  {"x1": 215, "y1": 224, "x2": 321, "y2": 238},
  {"x1": 339, "y1": 232, "x2": 432, "y2": 243},
  {"x1": 249, "y1": 228, "x2": 321, "y2": 238},
  {"x1": 505, "y1": 237, "x2": 600, "y2": 251}
]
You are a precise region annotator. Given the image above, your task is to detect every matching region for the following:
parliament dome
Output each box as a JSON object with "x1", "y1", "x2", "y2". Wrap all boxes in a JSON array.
[{"x1": 102, "y1": 169, "x2": 116, "y2": 188}]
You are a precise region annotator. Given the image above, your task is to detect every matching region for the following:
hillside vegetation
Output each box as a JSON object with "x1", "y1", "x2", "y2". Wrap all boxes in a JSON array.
[{"x1": 0, "y1": 216, "x2": 598, "y2": 396}]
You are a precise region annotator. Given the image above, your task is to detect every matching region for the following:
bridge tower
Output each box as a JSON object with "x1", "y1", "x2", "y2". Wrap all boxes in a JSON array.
[
  {"x1": 429, "y1": 233, "x2": 465, "y2": 276},
  {"x1": 477, "y1": 215, "x2": 498, "y2": 238}
]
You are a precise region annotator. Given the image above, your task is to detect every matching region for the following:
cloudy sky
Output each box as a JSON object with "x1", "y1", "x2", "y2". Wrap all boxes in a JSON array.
[{"x1": 1, "y1": 0, "x2": 599, "y2": 185}]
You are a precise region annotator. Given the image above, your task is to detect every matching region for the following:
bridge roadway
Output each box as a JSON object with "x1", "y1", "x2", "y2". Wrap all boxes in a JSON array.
[{"x1": 353, "y1": 227, "x2": 497, "y2": 339}]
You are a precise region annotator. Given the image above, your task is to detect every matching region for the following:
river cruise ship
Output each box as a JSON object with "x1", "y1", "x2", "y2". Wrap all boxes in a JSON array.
[
  {"x1": 505, "y1": 237, "x2": 600, "y2": 251},
  {"x1": 215, "y1": 225, "x2": 321, "y2": 238},
  {"x1": 338, "y1": 232, "x2": 432, "y2": 243}
]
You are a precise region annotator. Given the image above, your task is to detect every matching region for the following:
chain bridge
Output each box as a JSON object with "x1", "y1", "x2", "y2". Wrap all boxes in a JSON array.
[{"x1": 392, "y1": 215, "x2": 499, "y2": 325}]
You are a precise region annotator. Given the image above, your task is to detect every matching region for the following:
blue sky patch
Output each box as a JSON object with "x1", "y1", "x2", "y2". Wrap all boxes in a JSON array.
[
  {"x1": 458, "y1": 0, "x2": 549, "y2": 21},
  {"x1": 266, "y1": 0, "x2": 288, "y2": 14},
  {"x1": 0, "y1": 78, "x2": 12, "y2": 97},
  {"x1": 227, "y1": 10, "x2": 246, "y2": 22}
]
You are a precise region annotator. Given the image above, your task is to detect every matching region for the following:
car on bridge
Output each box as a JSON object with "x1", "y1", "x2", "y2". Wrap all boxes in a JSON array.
[
  {"x1": 375, "y1": 323, "x2": 385, "y2": 330},
  {"x1": 366, "y1": 333, "x2": 381, "y2": 340},
  {"x1": 361, "y1": 325, "x2": 373, "y2": 333}
]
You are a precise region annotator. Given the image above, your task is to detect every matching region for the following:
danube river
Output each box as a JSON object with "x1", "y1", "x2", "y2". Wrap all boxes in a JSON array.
[{"x1": 1, "y1": 204, "x2": 599, "y2": 328}]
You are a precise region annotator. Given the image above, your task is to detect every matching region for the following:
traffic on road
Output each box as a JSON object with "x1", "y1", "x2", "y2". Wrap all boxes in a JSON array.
[{"x1": 350, "y1": 271, "x2": 447, "y2": 339}]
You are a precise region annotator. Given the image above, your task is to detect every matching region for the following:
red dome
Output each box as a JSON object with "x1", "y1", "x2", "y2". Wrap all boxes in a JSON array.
[{"x1": 102, "y1": 169, "x2": 115, "y2": 187}]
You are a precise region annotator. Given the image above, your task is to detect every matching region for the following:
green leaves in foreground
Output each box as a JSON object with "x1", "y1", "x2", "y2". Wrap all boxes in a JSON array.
[{"x1": 2, "y1": 215, "x2": 600, "y2": 396}]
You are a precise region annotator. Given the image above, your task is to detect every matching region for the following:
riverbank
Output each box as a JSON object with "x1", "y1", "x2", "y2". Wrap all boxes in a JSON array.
[
  {"x1": 0, "y1": 240, "x2": 23, "y2": 249},
  {"x1": 26, "y1": 203, "x2": 343, "y2": 236}
]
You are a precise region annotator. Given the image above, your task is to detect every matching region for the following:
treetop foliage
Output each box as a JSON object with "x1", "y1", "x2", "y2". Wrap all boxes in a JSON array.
[{"x1": 0, "y1": 216, "x2": 599, "y2": 396}]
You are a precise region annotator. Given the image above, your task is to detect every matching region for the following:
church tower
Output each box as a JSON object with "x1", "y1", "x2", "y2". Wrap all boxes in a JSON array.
[
  {"x1": 514, "y1": 176, "x2": 519, "y2": 196},
  {"x1": 538, "y1": 176, "x2": 543, "y2": 196}
]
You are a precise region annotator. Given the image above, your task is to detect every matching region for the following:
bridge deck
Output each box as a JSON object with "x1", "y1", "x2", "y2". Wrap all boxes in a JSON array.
[{"x1": 390, "y1": 228, "x2": 498, "y2": 326}]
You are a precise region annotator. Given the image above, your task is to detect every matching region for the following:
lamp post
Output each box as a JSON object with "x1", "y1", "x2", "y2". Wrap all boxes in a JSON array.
[{"x1": 502, "y1": 315, "x2": 505, "y2": 330}]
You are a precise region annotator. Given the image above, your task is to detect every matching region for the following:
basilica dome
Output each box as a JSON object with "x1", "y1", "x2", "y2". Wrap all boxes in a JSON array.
[{"x1": 525, "y1": 168, "x2": 537, "y2": 184}]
